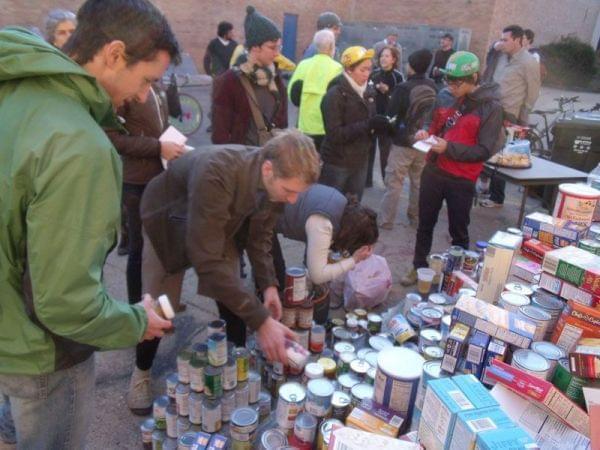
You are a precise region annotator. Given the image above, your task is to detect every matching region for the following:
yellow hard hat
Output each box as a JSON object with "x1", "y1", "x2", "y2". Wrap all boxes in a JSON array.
[{"x1": 340, "y1": 46, "x2": 375, "y2": 68}]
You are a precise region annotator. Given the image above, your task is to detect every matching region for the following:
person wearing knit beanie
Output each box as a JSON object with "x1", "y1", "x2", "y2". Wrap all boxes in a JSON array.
[
  {"x1": 408, "y1": 49, "x2": 433, "y2": 75},
  {"x1": 244, "y1": 5, "x2": 281, "y2": 49}
]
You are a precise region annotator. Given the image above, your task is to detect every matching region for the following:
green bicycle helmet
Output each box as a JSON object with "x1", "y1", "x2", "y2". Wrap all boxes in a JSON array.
[{"x1": 440, "y1": 51, "x2": 480, "y2": 77}]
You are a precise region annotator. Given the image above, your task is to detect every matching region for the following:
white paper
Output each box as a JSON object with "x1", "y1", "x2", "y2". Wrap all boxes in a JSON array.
[
  {"x1": 159, "y1": 126, "x2": 190, "y2": 169},
  {"x1": 413, "y1": 136, "x2": 438, "y2": 153}
]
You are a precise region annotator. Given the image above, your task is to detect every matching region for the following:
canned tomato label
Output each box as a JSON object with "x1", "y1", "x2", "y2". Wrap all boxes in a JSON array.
[
  {"x1": 177, "y1": 350, "x2": 192, "y2": 384},
  {"x1": 203, "y1": 366, "x2": 223, "y2": 399},
  {"x1": 153, "y1": 395, "x2": 169, "y2": 430},
  {"x1": 223, "y1": 357, "x2": 238, "y2": 390},
  {"x1": 234, "y1": 347, "x2": 249, "y2": 382},
  {"x1": 221, "y1": 390, "x2": 236, "y2": 423},
  {"x1": 175, "y1": 383, "x2": 190, "y2": 417},
  {"x1": 208, "y1": 333, "x2": 228, "y2": 367},
  {"x1": 276, "y1": 382, "x2": 306, "y2": 429},
  {"x1": 188, "y1": 392, "x2": 202, "y2": 425},
  {"x1": 201, "y1": 399, "x2": 221, "y2": 433},
  {"x1": 310, "y1": 324, "x2": 326, "y2": 353},
  {"x1": 189, "y1": 359, "x2": 205, "y2": 393},
  {"x1": 297, "y1": 302, "x2": 314, "y2": 329},
  {"x1": 248, "y1": 371, "x2": 261, "y2": 404},
  {"x1": 462, "y1": 251, "x2": 479, "y2": 273},
  {"x1": 285, "y1": 267, "x2": 308, "y2": 304},
  {"x1": 305, "y1": 378, "x2": 334, "y2": 417}
]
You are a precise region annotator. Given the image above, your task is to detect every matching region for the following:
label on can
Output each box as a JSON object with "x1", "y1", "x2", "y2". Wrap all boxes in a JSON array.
[
  {"x1": 281, "y1": 306, "x2": 297, "y2": 328},
  {"x1": 234, "y1": 348, "x2": 249, "y2": 382},
  {"x1": 188, "y1": 392, "x2": 203, "y2": 425},
  {"x1": 177, "y1": 351, "x2": 192, "y2": 384},
  {"x1": 248, "y1": 372, "x2": 261, "y2": 404},
  {"x1": 388, "y1": 314, "x2": 416, "y2": 344},
  {"x1": 204, "y1": 367, "x2": 223, "y2": 399},
  {"x1": 235, "y1": 382, "x2": 250, "y2": 408},
  {"x1": 310, "y1": 325, "x2": 326, "y2": 353},
  {"x1": 297, "y1": 303, "x2": 314, "y2": 329},
  {"x1": 176, "y1": 384, "x2": 190, "y2": 417},
  {"x1": 221, "y1": 391, "x2": 236, "y2": 423},
  {"x1": 166, "y1": 373, "x2": 179, "y2": 399},
  {"x1": 285, "y1": 267, "x2": 308, "y2": 304},
  {"x1": 189, "y1": 363, "x2": 204, "y2": 393},
  {"x1": 201, "y1": 400, "x2": 221, "y2": 433},
  {"x1": 223, "y1": 358, "x2": 238, "y2": 390},
  {"x1": 207, "y1": 333, "x2": 228, "y2": 367}
]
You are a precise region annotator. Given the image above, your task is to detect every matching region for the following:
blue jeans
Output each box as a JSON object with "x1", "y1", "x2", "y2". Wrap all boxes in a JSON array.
[
  {"x1": 319, "y1": 163, "x2": 368, "y2": 201},
  {"x1": 0, "y1": 356, "x2": 95, "y2": 449}
]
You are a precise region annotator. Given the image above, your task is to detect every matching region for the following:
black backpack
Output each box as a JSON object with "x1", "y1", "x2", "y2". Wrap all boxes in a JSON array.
[{"x1": 397, "y1": 84, "x2": 437, "y2": 144}]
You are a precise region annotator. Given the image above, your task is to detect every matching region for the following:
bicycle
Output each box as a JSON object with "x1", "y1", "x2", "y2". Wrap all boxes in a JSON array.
[
  {"x1": 162, "y1": 73, "x2": 210, "y2": 136},
  {"x1": 527, "y1": 96, "x2": 580, "y2": 158}
]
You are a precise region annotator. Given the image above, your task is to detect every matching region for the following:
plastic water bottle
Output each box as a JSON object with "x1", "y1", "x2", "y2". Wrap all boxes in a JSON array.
[{"x1": 588, "y1": 163, "x2": 600, "y2": 222}]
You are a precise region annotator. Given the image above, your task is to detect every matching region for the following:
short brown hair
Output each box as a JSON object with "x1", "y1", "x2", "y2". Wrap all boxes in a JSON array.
[
  {"x1": 332, "y1": 196, "x2": 379, "y2": 254},
  {"x1": 378, "y1": 45, "x2": 400, "y2": 70},
  {"x1": 261, "y1": 129, "x2": 321, "y2": 184}
]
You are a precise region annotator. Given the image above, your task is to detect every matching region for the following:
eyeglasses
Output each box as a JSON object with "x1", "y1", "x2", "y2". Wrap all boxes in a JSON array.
[
  {"x1": 262, "y1": 43, "x2": 283, "y2": 52},
  {"x1": 443, "y1": 77, "x2": 465, "y2": 87}
]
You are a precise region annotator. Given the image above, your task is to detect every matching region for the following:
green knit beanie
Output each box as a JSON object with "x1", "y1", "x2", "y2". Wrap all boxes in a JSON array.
[{"x1": 244, "y1": 5, "x2": 281, "y2": 48}]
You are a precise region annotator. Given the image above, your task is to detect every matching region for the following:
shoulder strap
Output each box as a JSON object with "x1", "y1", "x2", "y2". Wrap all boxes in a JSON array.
[{"x1": 238, "y1": 73, "x2": 270, "y2": 132}]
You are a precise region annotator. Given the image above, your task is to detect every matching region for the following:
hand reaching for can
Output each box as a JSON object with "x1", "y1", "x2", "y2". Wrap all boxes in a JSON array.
[
  {"x1": 257, "y1": 317, "x2": 298, "y2": 364},
  {"x1": 140, "y1": 294, "x2": 173, "y2": 341}
]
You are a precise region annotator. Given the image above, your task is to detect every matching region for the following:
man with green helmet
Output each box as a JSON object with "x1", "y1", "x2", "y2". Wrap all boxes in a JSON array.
[{"x1": 401, "y1": 51, "x2": 505, "y2": 286}]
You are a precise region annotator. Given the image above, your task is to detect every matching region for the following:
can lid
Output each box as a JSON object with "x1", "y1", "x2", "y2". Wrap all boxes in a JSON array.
[
  {"x1": 287, "y1": 266, "x2": 307, "y2": 277},
  {"x1": 476, "y1": 241, "x2": 488, "y2": 249},
  {"x1": 513, "y1": 349, "x2": 550, "y2": 372},
  {"x1": 305, "y1": 362, "x2": 325, "y2": 379},
  {"x1": 262, "y1": 428, "x2": 288, "y2": 447},
  {"x1": 501, "y1": 292, "x2": 530, "y2": 307},
  {"x1": 428, "y1": 293, "x2": 446, "y2": 305},
  {"x1": 317, "y1": 357, "x2": 337, "y2": 372},
  {"x1": 558, "y1": 183, "x2": 600, "y2": 198},
  {"x1": 356, "y1": 348, "x2": 374, "y2": 360},
  {"x1": 505, "y1": 282, "x2": 533, "y2": 296},
  {"x1": 367, "y1": 313, "x2": 382, "y2": 323},
  {"x1": 422, "y1": 360, "x2": 444, "y2": 378},
  {"x1": 420, "y1": 328, "x2": 442, "y2": 341},
  {"x1": 532, "y1": 292, "x2": 564, "y2": 311},
  {"x1": 350, "y1": 359, "x2": 370, "y2": 374},
  {"x1": 166, "y1": 372, "x2": 179, "y2": 383},
  {"x1": 231, "y1": 406, "x2": 258, "y2": 427},
  {"x1": 531, "y1": 341, "x2": 566, "y2": 361},
  {"x1": 154, "y1": 395, "x2": 170, "y2": 407},
  {"x1": 519, "y1": 305, "x2": 552, "y2": 321},
  {"x1": 421, "y1": 307, "x2": 443, "y2": 320},
  {"x1": 248, "y1": 371, "x2": 261, "y2": 382},
  {"x1": 337, "y1": 373, "x2": 361, "y2": 389},
  {"x1": 424, "y1": 346, "x2": 444, "y2": 359},
  {"x1": 377, "y1": 347, "x2": 424, "y2": 380},
  {"x1": 334, "y1": 342, "x2": 355, "y2": 355},
  {"x1": 307, "y1": 378, "x2": 334, "y2": 397},
  {"x1": 295, "y1": 411, "x2": 318, "y2": 429},
  {"x1": 351, "y1": 383, "x2": 374, "y2": 400},
  {"x1": 332, "y1": 390, "x2": 351, "y2": 407},
  {"x1": 320, "y1": 419, "x2": 343, "y2": 442},
  {"x1": 369, "y1": 335, "x2": 393, "y2": 352},
  {"x1": 279, "y1": 382, "x2": 306, "y2": 403},
  {"x1": 339, "y1": 351, "x2": 356, "y2": 364},
  {"x1": 332, "y1": 327, "x2": 353, "y2": 341},
  {"x1": 311, "y1": 324, "x2": 326, "y2": 333}
]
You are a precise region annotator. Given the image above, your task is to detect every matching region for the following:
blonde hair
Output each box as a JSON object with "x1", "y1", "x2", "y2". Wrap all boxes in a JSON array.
[{"x1": 261, "y1": 129, "x2": 321, "y2": 184}]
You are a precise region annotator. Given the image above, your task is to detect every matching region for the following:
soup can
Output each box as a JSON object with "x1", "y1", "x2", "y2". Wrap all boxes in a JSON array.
[
  {"x1": 350, "y1": 383, "x2": 374, "y2": 407},
  {"x1": 208, "y1": 333, "x2": 228, "y2": 367},
  {"x1": 176, "y1": 350, "x2": 192, "y2": 385},
  {"x1": 175, "y1": 383, "x2": 190, "y2": 417},
  {"x1": 499, "y1": 292, "x2": 530, "y2": 313},
  {"x1": 281, "y1": 305, "x2": 297, "y2": 328},
  {"x1": 318, "y1": 357, "x2": 337, "y2": 379},
  {"x1": 258, "y1": 391, "x2": 272, "y2": 420},
  {"x1": 305, "y1": 378, "x2": 334, "y2": 418},
  {"x1": 166, "y1": 372, "x2": 179, "y2": 401},
  {"x1": 207, "y1": 319, "x2": 226, "y2": 336},
  {"x1": 331, "y1": 390, "x2": 351, "y2": 421},
  {"x1": 423, "y1": 345, "x2": 444, "y2": 361},
  {"x1": 260, "y1": 428, "x2": 288, "y2": 450},
  {"x1": 284, "y1": 267, "x2": 308, "y2": 304},
  {"x1": 421, "y1": 307, "x2": 443, "y2": 327},
  {"x1": 368, "y1": 335, "x2": 393, "y2": 352},
  {"x1": 337, "y1": 351, "x2": 356, "y2": 375},
  {"x1": 552, "y1": 358, "x2": 585, "y2": 406},
  {"x1": 223, "y1": 357, "x2": 238, "y2": 391},
  {"x1": 176, "y1": 416, "x2": 190, "y2": 439},
  {"x1": 230, "y1": 407, "x2": 259, "y2": 442},
  {"x1": 296, "y1": 328, "x2": 310, "y2": 350},
  {"x1": 201, "y1": 398, "x2": 221, "y2": 433},
  {"x1": 511, "y1": 349, "x2": 551, "y2": 380},
  {"x1": 310, "y1": 324, "x2": 326, "y2": 353},
  {"x1": 221, "y1": 390, "x2": 236, "y2": 423},
  {"x1": 388, "y1": 314, "x2": 416, "y2": 344},
  {"x1": 337, "y1": 373, "x2": 361, "y2": 394},
  {"x1": 333, "y1": 342, "x2": 355, "y2": 360},
  {"x1": 414, "y1": 360, "x2": 447, "y2": 417},
  {"x1": 235, "y1": 381, "x2": 249, "y2": 408},
  {"x1": 189, "y1": 357, "x2": 205, "y2": 393},
  {"x1": 191, "y1": 342, "x2": 208, "y2": 365},
  {"x1": 350, "y1": 359, "x2": 370, "y2": 379},
  {"x1": 234, "y1": 347, "x2": 250, "y2": 382},
  {"x1": 203, "y1": 366, "x2": 223, "y2": 399},
  {"x1": 462, "y1": 251, "x2": 479, "y2": 274},
  {"x1": 276, "y1": 382, "x2": 306, "y2": 429},
  {"x1": 151, "y1": 430, "x2": 165, "y2": 450},
  {"x1": 141, "y1": 418, "x2": 155, "y2": 449},
  {"x1": 418, "y1": 328, "x2": 442, "y2": 352},
  {"x1": 531, "y1": 341, "x2": 566, "y2": 376},
  {"x1": 518, "y1": 305, "x2": 552, "y2": 342},
  {"x1": 153, "y1": 395, "x2": 169, "y2": 430},
  {"x1": 298, "y1": 301, "x2": 314, "y2": 329},
  {"x1": 303, "y1": 362, "x2": 324, "y2": 384},
  {"x1": 188, "y1": 391, "x2": 203, "y2": 425},
  {"x1": 248, "y1": 371, "x2": 261, "y2": 404},
  {"x1": 294, "y1": 411, "x2": 318, "y2": 445},
  {"x1": 165, "y1": 404, "x2": 178, "y2": 439}
]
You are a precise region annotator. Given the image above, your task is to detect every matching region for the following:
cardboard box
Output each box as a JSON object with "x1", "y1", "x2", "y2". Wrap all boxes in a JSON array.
[
  {"x1": 476, "y1": 232, "x2": 522, "y2": 303},
  {"x1": 192, "y1": 432, "x2": 212, "y2": 449},
  {"x1": 346, "y1": 398, "x2": 403, "y2": 438},
  {"x1": 542, "y1": 246, "x2": 600, "y2": 296},
  {"x1": 328, "y1": 426, "x2": 420, "y2": 450},
  {"x1": 569, "y1": 343, "x2": 600, "y2": 378},
  {"x1": 510, "y1": 255, "x2": 542, "y2": 284},
  {"x1": 522, "y1": 239, "x2": 556, "y2": 263},
  {"x1": 552, "y1": 300, "x2": 600, "y2": 353},
  {"x1": 206, "y1": 434, "x2": 229, "y2": 450},
  {"x1": 539, "y1": 272, "x2": 600, "y2": 308},
  {"x1": 442, "y1": 323, "x2": 470, "y2": 374},
  {"x1": 485, "y1": 359, "x2": 590, "y2": 437},
  {"x1": 448, "y1": 406, "x2": 515, "y2": 450},
  {"x1": 475, "y1": 426, "x2": 539, "y2": 449},
  {"x1": 491, "y1": 384, "x2": 591, "y2": 450},
  {"x1": 464, "y1": 330, "x2": 491, "y2": 379},
  {"x1": 583, "y1": 388, "x2": 600, "y2": 450},
  {"x1": 452, "y1": 296, "x2": 536, "y2": 348},
  {"x1": 522, "y1": 212, "x2": 588, "y2": 248},
  {"x1": 443, "y1": 271, "x2": 478, "y2": 298},
  {"x1": 481, "y1": 339, "x2": 510, "y2": 387}
]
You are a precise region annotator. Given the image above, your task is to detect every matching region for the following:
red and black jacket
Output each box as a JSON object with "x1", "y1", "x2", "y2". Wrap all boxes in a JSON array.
[{"x1": 427, "y1": 83, "x2": 504, "y2": 182}]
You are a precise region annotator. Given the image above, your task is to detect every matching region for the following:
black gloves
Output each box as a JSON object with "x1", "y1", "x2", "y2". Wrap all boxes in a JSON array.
[{"x1": 368, "y1": 114, "x2": 392, "y2": 135}]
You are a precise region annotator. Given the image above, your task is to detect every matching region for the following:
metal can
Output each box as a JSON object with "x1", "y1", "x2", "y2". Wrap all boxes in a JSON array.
[
  {"x1": 303, "y1": 362, "x2": 324, "y2": 384},
  {"x1": 234, "y1": 347, "x2": 250, "y2": 382},
  {"x1": 294, "y1": 411, "x2": 318, "y2": 444},
  {"x1": 333, "y1": 342, "x2": 355, "y2": 360},
  {"x1": 207, "y1": 318, "x2": 226, "y2": 336},
  {"x1": 177, "y1": 432, "x2": 195, "y2": 450},
  {"x1": 284, "y1": 267, "x2": 308, "y2": 305},
  {"x1": 368, "y1": 335, "x2": 393, "y2": 352},
  {"x1": 337, "y1": 372, "x2": 361, "y2": 394},
  {"x1": 296, "y1": 328, "x2": 310, "y2": 350},
  {"x1": 331, "y1": 390, "x2": 351, "y2": 421},
  {"x1": 365, "y1": 351, "x2": 378, "y2": 369},
  {"x1": 223, "y1": 357, "x2": 238, "y2": 391},
  {"x1": 310, "y1": 324, "x2": 326, "y2": 353},
  {"x1": 581, "y1": 238, "x2": 600, "y2": 255},
  {"x1": 203, "y1": 365, "x2": 223, "y2": 399},
  {"x1": 337, "y1": 351, "x2": 356, "y2": 375},
  {"x1": 286, "y1": 339, "x2": 310, "y2": 374},
  {"x1": 176, "y1": 416, "x2": 190, "y2": 439},
  {"x1": 446, "y1": 246, "x2": 464, "y2": 272},
  {"x1": 297, "y1": 301, "x2": 314, "y2": 329},
  {"x1": 414, "y1": 360, "x2": 447, "y2": 417},
  {"x1": 531, "y1": 341, "x2": 566, "y2": 376},
  {"x1": 423, "y1": 345, "x2": 444, "y2": 361},
  {"x1": 552, "y1": 358, "x2": 585, "y2": 406},
  {"x1": 258, "y1": 391, "x2": 272, "y2": 420},
  {"x1": 153, "y1": 395, "x2": 169, "y2": 430},
  {"x1": 428, "y1": 254, "x2": 446, "y2": 284},
  {"x1": 161, "y1": 437, "x2": 177, "y2": 450},
  {"x1": 316, "y1": 419, "x2": 343, "y2": 450},
  {"x1": 418, "y1": 328, "x2": 442, "y2": 352},
  {"x1": 151, "y1": 430, "x2": 165, "y2": 450},
  {"x1": 230, "y1": 407, "x2": 259, "y2": 442},
  {"x1": 366, "y1": 367, "x2": 377, "y2": 385},
  {"x1": 189, "y1": 357, "x2": 205, "y2": 393},
  {"x1": 511, "y1": 349, "x2": 551, "y2": 380},
  {"x1": 421, "y1": 307, "x2": 443, "y2": 327},
  {"x1": 188, "y1": 391, "x2": 203, "y2": 425},
  {"x1": 388, "y1": 313, "x2": 417, "y2": 344},
  {"x1": 374, "y1": 347, "x2": 424, "y2": 421},
  {"x1": 270, "y1": 372, "x2": 285, "y2": 400},
  {"x1": 350, "y1": 359, "x2": 370, "y2": 379},
  {"x1": 175, "y1": 383, "x2": 190, "y2": 417},
  {"x1": 402, "y1": 292, "x2": 423, "y2": 316},
  {"x1": 353, "y1": 308, "x2": 368, "y2": 320},
  {"x1": 518, "y1": 305, "x2": 552, "y2": 342},
  {"x1": 499, "y1": 292, "x2": 530, "y2": 313},
  {"x1": 235, "y1": 381, "x2": 249, "y2": 408},
  {"x1": 332, "y1": 326, "x2": 353, "y2": 344},
  {"x1": 176, "y1": 350, "x2": 192, "y2": 385},
  {"x1": 351, "y1": 382, "x2": 374, "y2": 407},
  {"x1": 221, "y1": 390, "x2": 236, "y2": 423},
  {"x1": 166, "y1": 404, "x2": 178, "y2": 438},
  {"x1": 462, "y1": 250, "x2": 479, "y2": 273},
  {"x1": 281, "y1": 305, "x2": 297, "y2": 328},
  {"x1": 248, "y1": 371, "x2": 261, "y2": 404},
  {"x1": 305, "y1": 378, "x2": 334, "y2": 417},
  {"x1": 165, "y1": 372, "x2": 179, "y2": 401},
  {"x1": 191, "y1": 342, "x2": 208, "y2": 364},
  {"x1": 260, "y1": 428, "x2": 288, "y2": 450},
  {"x1": 317, "y1": 357, "x2": 337, "y2": 379},
  {"x1": 276, "y1": 382, "x2": 306, "y2": 429},
  {"x1": 505, "y1": 282, "x2": 534, "y2": 297},
  {"x1": 366, "y1": 313, "x2": 383, "y2": 334},
  {"x1": 141, "y1": 418, "x2": 156, "y2": 449},
  {"x1": 207, "y1": 332, "x2": 228, "y2": 367},
  {"x1": 531, "y1": 292, "x2": 564, "y2": 340},
  {"x1": 201, "y1": 398, "x2": 221, "y2": 433}
]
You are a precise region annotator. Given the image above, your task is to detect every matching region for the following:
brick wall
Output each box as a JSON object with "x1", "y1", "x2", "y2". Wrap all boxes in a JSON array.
[{"x1": 2, "y1": 0, "x2": 598, "y2": 73}]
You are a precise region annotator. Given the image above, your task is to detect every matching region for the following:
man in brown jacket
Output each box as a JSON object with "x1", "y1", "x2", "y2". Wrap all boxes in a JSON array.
[{"x1": 127, "y1": 129, "x2": 320, "y2": 414}]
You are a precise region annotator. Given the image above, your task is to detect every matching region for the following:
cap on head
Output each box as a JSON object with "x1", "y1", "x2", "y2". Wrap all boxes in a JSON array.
[
  {"x1": 244, "y1": 5, "x2": 281, "y2": 48},
  {"x1": 440, "y1": 51, "x2": 480, "y2": 77},
  {"x1": 317, "y1": 12, "x2": 342, "y2": 30},
  {"x1": 341, "y1": 46, "x2": 374, "y2": 68}
]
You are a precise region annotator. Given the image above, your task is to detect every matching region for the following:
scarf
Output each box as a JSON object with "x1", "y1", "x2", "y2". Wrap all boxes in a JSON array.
[
  {"x1": 343, "y1": 71, "x2": 367, "y2": 98},
  {"x1": 239, "y1": 59, "x2": 279, "y2": 94}
]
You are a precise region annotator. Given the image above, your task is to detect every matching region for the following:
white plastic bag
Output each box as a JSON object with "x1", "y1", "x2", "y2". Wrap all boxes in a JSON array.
[{"x1": 343, "y1": 254, "x2": 392, "y2": 310}]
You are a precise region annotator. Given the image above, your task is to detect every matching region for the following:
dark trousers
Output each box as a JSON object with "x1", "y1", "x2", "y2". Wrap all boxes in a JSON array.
[
  {"x1": 489, "y1": 175, "x2": 506, "y2": 204},
  {"x1": 308, "y1": 134, "x2": 325, "y2": 154},
  {"x1": 413, "y1": 164, "x2": 475, "y2": 268},
  {"x1": 272, "y1": 232, "x2": 287, "y2": 289},
  {"x1": 320, "y1": 162, "x2": 368, "y2": 201},
  {"x1": 123, "y1": 183, "x2": 146, "y2": 303},
  {"x1": 366, "y1": 136, "x2": 392, "y2": 186}
]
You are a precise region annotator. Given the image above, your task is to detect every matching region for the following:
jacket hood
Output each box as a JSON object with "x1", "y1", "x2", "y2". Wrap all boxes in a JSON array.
[{"x1": 0, "y1": 27, "x2": 118, "y2": 128}]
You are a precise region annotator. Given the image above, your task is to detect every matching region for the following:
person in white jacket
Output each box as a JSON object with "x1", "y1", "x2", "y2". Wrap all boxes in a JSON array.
[{"x1": 274, "y1": 184, "x2": 378, "y2": 285}]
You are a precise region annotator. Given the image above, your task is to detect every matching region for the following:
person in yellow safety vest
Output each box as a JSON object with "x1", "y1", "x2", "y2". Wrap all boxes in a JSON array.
[{"x1": 287, "y1": 29, "x2": 343, "y2": 152}]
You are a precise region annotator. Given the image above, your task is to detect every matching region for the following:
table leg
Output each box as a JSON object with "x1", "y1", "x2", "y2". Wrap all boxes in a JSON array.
[{"x1": 518, "y1": 185, "x2": 529, "y2": 227}]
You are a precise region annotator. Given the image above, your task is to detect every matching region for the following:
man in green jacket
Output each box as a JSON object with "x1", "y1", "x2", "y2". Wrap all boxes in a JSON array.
[
  {"x1": 288, "y1": 29, "x2": 343, "y2": 152},
  {"x1": 0, "y1": 1, "x2": 179, "y2": 448}
]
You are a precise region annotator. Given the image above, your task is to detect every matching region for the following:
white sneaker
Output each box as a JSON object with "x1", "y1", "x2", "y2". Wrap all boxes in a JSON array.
[
  {"x1": 479, "y1": 199, "x2": 503, "y2": 208},
  {"x1": 127, "y1": 367, "x2": 152, "y2": 416}
]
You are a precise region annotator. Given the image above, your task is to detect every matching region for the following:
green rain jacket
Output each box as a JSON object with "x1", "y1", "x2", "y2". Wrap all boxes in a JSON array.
[
  {"x1": 288, "y1": 53, "x2": 342, "y2": 136},
  {"x1": 0, "y1": 27, "x2": 148, "y2": 375}
]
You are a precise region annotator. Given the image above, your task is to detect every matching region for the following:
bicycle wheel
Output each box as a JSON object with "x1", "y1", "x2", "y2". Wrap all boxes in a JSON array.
[
  {"x1": 527, "y1": 130, "x2": 549, "y2": 159},
  {"x1": 168, "y1": 93, "x2": 203, "y2": 136}
]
